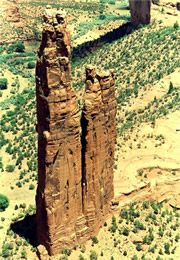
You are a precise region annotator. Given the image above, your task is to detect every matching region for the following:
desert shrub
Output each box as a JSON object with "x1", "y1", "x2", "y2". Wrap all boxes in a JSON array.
[
  {"x1": 164, "y1": 243, "x2": 170, "y2": 254},
  {"x1": 0, "y1": 78, "x2": 7, "y2": 90},
  {"x1": 111, "y1": 223, "x2": 117, "y2": 233},
  {"x1": 21, "y1": 247, "x2": 27, "y2": 258},
  {"x1": 80, "y1": 245, "x2": 86, "y2": 253},
  {"x1": 122, "y1": 228, "x2": 129, "y2": 236},
  {"x1": 7, "y1": 42, "x2": 25, "y2": 53},
  {"x1": 142, "y1": 201, "x2": 149, "y2": 209},
  {"x1": 6, "y1": 164, "x2": 15, "y2": 172},
  {"x1": 62, "y1": 248, "x2": 72, "y2": 256},
  {"x1": 174, "y1": 21, "x2": 179, "y2": 29},
  {"x1": 1, "y1": 242, "x2": 13, "y2": 257},
  {"x1": 120, "y1": 208, "x2": 128, "y2": 219},
  {"x1": 79, "y1": 255, "x2": 85, "y2": 260},
  {"x1": 90, "y1": 251, "x2": 97, "y2": 260},
  {"x1": 91, "y1": 236, "x2": 98, "y2": 244},
  {"x1": 138, "y1": 169, "x2": 143, "y2": 176},
  {"x1": 168, "y1": 81, "x2": 173, "y2": 94},
  {"x1": 29, "y1": 184, "x2": 35, "y2": 190},
  {"x1": 0, "y1": 45, "x2": 5, "y2": 54},
  {"x1": 16, "y1": 181, "x2": 22, "y2": 188},
  {"x1": 109, "y1": 0, "x2": 115, "y2": 4},
  {"x1": 27, "y1": 61, "x2": 35, "y2": 69},
  {"x1": 99, "y1": 14, "x2": 106, "y2": 20},
  {"x1": 0, "y1": 194, "x2": 9, "y2": 212},
  {"x1": 175, "y1": 234, "x2": 180, "y2": 242},
  {"x1": 123, "y1": 250, "x2": 127, "y2": 256},
  {"x1": 136, "y1": 243, "x2": 142, "y2": 251}
]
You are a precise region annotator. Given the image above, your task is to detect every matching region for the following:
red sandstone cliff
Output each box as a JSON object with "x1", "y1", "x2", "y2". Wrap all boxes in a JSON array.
[
  {"x1": 81, "y1": 65, "x2": 117, "y2": 235},
  {"x1": 36, "y1": 6, "x2": 86, "y2": 255}
]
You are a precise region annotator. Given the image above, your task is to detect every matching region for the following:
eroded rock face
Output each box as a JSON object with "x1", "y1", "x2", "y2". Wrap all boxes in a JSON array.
[
  {"x1": 6, "y1": 4, "x2": 20, "y2": 23},
  {"x1": 129, "y1": 0, "x2": 151, "y2": 28},
  {"x1": 36, "y1": 6, "x2": 85, "y2": 255},
  {"x1": 81, "y1": 65, "x2": 117, "y2": 235},
  {"x1": 36, "y1": 6, "x2": 117, "y2": 257}
]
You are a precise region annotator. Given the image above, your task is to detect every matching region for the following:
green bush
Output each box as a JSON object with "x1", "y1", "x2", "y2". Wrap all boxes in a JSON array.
[
  {"x1": 27, "y1": 61, "x2": 35, "y2": 69},
  {"x1": 90, "y1": 251, "x2": 97, "y2": 260},
  {"x1": 109, "y1": 0, "x2": 115, "y2": 4},
  {"x1": 164, "y1": 243, "x2": 170, "y2": 255},
  {"x1": 120, "y1": 208, "x2": 128, "y2": 219},
  {"x1": 0, "y1": 78, "x2": 7, "y2": 90},
  {"x1": 0, "y1": 194, "x2": 9, "y2": 212},
  {"x1": 7, "y1": 42, "x2": 25, "y2": 53},
  {"x1": 174, "y1": 21, "x2": 179, "y2": 29},
  {"x1": 168, "y1": 81, "x2": 173, "y2": 94},
  {"x1": 79, "y1": 254, "x2": 84, "y2": 260},
  {"x1": 99, "y1": 14, "x2": 106, "y2": 20},
  {"x1": 91, "y1": 236, "x2": 98, "y2": 244},
  {"x1": 6, "y1": 164, "x2": 15, "y2": 172},
  {"x1": 122, "y1": 227, "x2": 129, "y2": 236},
  {"x1": 29, "y1": 184, "x2": 35, "y2": 190}
]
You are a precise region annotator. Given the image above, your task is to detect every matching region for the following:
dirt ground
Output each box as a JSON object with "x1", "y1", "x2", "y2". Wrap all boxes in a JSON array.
[{"x1": 0, "y1": 1, "x2": 180, "y2": 259}]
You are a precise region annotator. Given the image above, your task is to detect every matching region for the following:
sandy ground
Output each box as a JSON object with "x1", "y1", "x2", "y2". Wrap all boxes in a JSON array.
[{"x1": 0, "y1": 1, "x2": 180, "y2": 259}]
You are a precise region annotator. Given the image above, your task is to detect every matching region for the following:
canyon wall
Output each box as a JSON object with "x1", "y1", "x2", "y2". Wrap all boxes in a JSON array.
[
  {"x1": 129, "y1": 0, "x2": 151, "y2": 28},
  {"x1": 36, "y1": 6, "x2": 116, "y2": 257},
  {"x1": 81, "y1": 65, "x2": 117, "y2": 235}
]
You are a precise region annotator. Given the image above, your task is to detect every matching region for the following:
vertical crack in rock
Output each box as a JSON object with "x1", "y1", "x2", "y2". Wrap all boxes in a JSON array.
[
  {"x1": 81, "y1": 65, "x2": 117, "y2": 235},
  {"x1": 36, "y1": 6, "x2": 84, "y2": 255},
  {"x1": 129, "y1": 0, "x2": 151, "y2": 28}
]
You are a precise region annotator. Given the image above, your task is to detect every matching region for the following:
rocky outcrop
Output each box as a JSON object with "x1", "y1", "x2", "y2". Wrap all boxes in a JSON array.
[
  {"x1": 36, "y1": 6, "x2": 87, "y2": 255},
  {"x1": 36, "y1": 6, "x2": 117, "y2": 257},
  {"x1": 129, "y1": 0, "x2": 151, "y2": 28},
  {"x1": 81, "y1": 65, "x2": 117, "y2": 235},
  {"x1": 6, "y1": 4, "x2": 20, "y2": 23}
]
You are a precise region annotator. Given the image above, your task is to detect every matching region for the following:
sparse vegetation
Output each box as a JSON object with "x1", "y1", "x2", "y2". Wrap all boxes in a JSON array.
[
  {"x1": 0, "y1": 194, "x2": 9, "y2": 212},
  {"x1": 0, "y1": 1, "x2": 180, "y2": 259}
]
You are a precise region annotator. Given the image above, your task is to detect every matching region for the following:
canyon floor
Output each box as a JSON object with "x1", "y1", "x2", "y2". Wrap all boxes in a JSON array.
[{"x1": 0, "y1": 0, "x2": 180, "y2": 259}]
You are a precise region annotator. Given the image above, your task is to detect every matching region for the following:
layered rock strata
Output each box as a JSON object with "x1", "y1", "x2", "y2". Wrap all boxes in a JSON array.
[
  {"x1": 129, "y1": 0, "x2": 151, "y2": 28},
  {"x1": 36, "y1": 6, "x2": 87, "y2": 255},
  {"x1": 81, "y1": 65, "x2": 117, "y2": 235},
  {"x1": 36, "y1": 6, "x2": 117, "y2": 257}
]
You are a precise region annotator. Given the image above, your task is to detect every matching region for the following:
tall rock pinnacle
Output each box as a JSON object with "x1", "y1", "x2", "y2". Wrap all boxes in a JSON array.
[
  {"x1": 36, "y1": 6, "x2": 117, "y2": 257},
  {"x1": 36, "y1": 6, "x2": 83, "y2": 255},
  {"x1": 81, "y1": 65, "x2": 117, "y2": 235}
]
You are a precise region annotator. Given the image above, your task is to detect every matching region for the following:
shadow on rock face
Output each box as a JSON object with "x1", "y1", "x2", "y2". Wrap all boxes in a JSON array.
[{"x1": 10, "y1": 214, "x2": 37, "y2": 247}]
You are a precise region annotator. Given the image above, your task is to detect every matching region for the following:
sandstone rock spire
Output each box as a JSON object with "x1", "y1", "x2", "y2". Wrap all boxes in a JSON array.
[
  {"x1": 129, "y1": 0, "x2": 151, "y2": 28},
  {"x1": 81, "y1": 65, "x2": 117, "y2": 235},
  {"x1": 36, "y1": 6, "x2": 117, "y2": 257},
  {"x1": 36, "y1": 6, "x2": 84, "y2": 255}
]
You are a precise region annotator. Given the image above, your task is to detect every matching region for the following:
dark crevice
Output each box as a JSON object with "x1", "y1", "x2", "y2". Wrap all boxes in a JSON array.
[{"x1": 80, "y1": 112, "x2": 88, "y2": 212}]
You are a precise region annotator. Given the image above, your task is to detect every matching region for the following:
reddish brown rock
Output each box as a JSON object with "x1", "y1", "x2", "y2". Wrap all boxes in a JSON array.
[
  {"x1": 129, "y1": 0, "x2": 151, "y2": 28},
  {"x1": 6, "y1": 4, "x2": 20, "y2": 23},
  {"x1": 36, "y1": 6, "x2": 117, "y2": 257},
  {"x1": 81, "y1": 65, "x2": 117, "y2": 235},
  {"x1": 36, "y1": 6, "x2": 87, "y2": 255}
]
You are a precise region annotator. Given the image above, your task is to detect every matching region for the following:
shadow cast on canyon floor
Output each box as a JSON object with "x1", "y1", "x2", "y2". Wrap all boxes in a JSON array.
[
  {"x1": 10, "y1": 214, "x2": 37, "y2": 247},
  {"x1": 72, "y1": 22, "x2": 134, "y2": 59}
]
